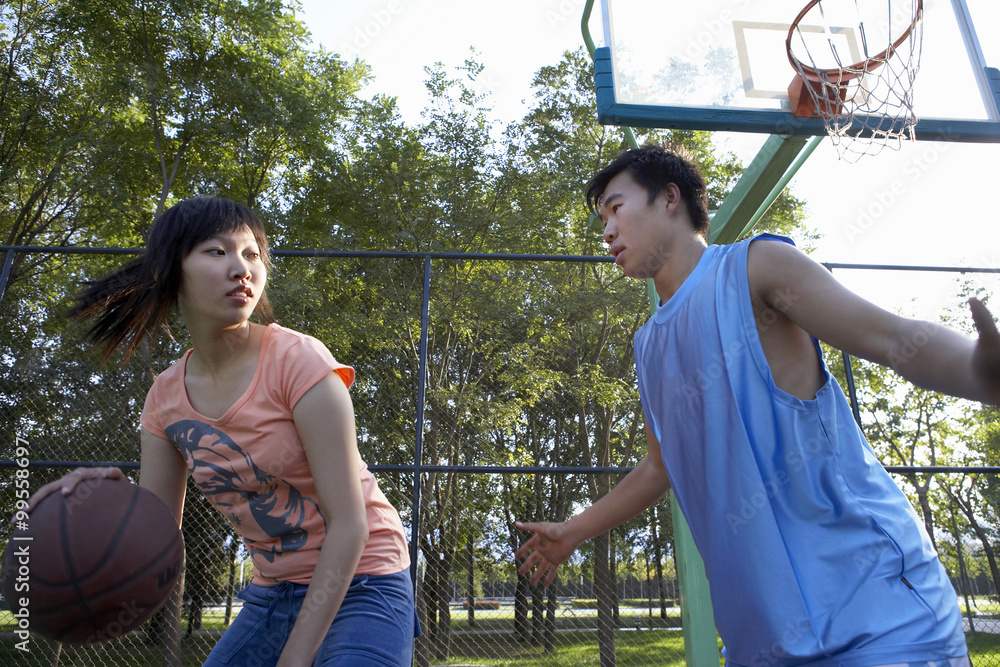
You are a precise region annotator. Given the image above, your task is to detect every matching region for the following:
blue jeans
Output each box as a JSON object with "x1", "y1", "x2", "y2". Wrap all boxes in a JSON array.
[{"x1": 203, "y1": 571, "x2": 418, "y2": 666}]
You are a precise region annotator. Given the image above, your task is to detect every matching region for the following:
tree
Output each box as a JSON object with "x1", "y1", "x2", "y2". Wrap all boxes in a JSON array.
[
  {"x1": 0, "y1": 0, "x2": 148, "y2": 289},
  {"x1": 1, "y1": 5, "x2": 369, "y2": 660},
  {"x1": 941, "y1": 401, "x2": 1000, "y2": 599}
]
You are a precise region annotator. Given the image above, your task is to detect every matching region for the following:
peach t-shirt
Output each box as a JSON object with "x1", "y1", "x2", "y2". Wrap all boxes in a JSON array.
[{"x1": 141, "y1": 323, "x2": 410, "y2": 585}]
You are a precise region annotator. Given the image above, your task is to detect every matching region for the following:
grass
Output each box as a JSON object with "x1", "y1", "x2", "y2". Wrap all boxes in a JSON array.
[
  {"x1": 179, "y1": 607, "x2": 234, "y2": 632},
  {"x1": 963, "y1": 600, "x2": 1000, "y2": 616},
  {"x1": 1, "y1": 606, "x2": 997, "y2": 666},
  {"x1": 425, "y1": 629, "x2": 703, "y2": 666},
  {"x1": 0, "y1": 607, "x2": 235, "y2": 631},
  {"x1": 448, "y1": 608, "x2": 683, "y2": 632},
  {"x1": 967, "y1": 632, "x2": 1000, "y2": 657}
]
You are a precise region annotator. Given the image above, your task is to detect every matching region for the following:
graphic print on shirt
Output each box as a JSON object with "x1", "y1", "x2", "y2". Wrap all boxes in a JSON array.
[{"x1": 165, "y1": 419, "x2": 322, "y2": 563}]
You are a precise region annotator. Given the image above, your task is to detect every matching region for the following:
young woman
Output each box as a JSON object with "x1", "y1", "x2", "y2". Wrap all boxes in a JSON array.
[{"x1": 28, "y1": 197, "x2": 417, "y2": 666}]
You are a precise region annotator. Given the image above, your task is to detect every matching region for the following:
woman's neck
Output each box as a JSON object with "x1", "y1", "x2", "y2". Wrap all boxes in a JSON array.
[{"x1": 186, "y1": 321, "x2": 266, "y2": 381}]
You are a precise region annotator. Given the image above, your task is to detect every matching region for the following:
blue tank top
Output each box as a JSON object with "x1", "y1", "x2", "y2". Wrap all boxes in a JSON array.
[{"x1": 634, "y1": 235, "x2": 965, "y2": 666}]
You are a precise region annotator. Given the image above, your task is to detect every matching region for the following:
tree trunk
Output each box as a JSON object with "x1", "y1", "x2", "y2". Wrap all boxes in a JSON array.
[
  {"x1": 466, "y1": 538, "x2": 476, "y2": 627},
  {"x1": 595, "y1": 529, "x2": 617, "y2": 667},
  {"x1": 415, "y1": 572, "x2": 429, "y2": 667},
  {"x1": 225, "y1": 539, "x2": 236, "y2": 626},
  {"x1": 915, "y1": 482, "x2": 937, "y2": 551},
  {"x1": 651, "y1": 508, "x2": 667, "y2": 618},
  {"x1": 514, "y1": 573, "x2": 529, "y2": 641},
  {"x1": 420, "y1": 555, "x2": 440, "y2": 659},
  {"x1": 438, "y1": 581, "x2": 452, "y2": 660},
  {"x1": 610, "y1": 536, "x2": 620, "y2": 626},
  {"x1": 160, "y1": 555, "x2": 183, "y2": 667},
  {"x1": 545, "y1": 584, "x2": 558, "y2": 653},
  {"x1": 530, "y1": 581, "x2": 544, "y2": 645},
  {"x1": 956, "y1": 491, "x2": 1000, "y2": 598},
  {"x1": 425, "y1": 554, "x2": 451, "y2": 660}
]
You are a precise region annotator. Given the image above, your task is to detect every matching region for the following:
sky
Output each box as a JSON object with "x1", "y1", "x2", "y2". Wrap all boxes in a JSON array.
[{"x1": 296, "y1": 0, "x2": 1000, "y2": 321}]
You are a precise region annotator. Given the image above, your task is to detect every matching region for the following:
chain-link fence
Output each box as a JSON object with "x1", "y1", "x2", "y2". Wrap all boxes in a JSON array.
[{"x1": 1, "y1": 246, "x2": 999, "y2": 666}]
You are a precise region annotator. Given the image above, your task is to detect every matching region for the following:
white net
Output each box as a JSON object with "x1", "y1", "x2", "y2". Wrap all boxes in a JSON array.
[{"x1": 787, "y1": 0, "x2": 924, "y2": 161}]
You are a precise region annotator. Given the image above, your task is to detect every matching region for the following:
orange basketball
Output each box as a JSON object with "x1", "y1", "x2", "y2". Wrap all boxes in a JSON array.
[{"x1": 1, "y1": 477, "x2": 183, "y2": 643}]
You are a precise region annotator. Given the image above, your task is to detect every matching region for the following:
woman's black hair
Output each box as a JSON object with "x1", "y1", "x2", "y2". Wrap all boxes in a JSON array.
[{"x1": 71, "y1": 197, "x2": 274, "y2": 363}]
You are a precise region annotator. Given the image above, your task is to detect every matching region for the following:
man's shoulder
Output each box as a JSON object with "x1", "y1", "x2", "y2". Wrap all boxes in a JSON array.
[
  {"x1": 744, "y1": 234, "x2": 815, "y2": 297},
  {"x1": 746, "y1": 232, "x2": 795, "y2": 247}
]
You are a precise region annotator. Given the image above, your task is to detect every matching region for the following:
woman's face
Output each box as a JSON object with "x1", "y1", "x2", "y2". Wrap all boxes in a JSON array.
[{"x1": 177, "y1": 226, "x2": 267, "y2": 329}]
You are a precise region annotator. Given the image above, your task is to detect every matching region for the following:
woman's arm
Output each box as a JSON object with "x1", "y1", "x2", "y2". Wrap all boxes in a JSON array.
[
  {"x1": 276, "y1": 372, "x2": 369, "y2": 667},
  {"x1": 139, "y1": 428, "x2": 188, "y2": 525}
]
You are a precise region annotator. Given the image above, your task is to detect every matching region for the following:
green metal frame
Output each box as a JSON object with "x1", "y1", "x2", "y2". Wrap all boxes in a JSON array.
[
  {"x1": 582, "y1": 1, "x2": 822, "y2": 662},
  {"x1": 708, "y1": 135, "x2": 822, "y2": 245}
]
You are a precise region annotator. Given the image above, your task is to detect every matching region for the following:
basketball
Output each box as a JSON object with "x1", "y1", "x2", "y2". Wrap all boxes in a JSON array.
[{"x1": 1, "y1": 477, "x2": 183, "y2": 643}]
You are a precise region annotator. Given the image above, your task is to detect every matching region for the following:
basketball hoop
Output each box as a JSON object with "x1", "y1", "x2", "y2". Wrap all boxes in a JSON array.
[{"x1": 786, "y1": 0, "x2": 923, "y2": 161}]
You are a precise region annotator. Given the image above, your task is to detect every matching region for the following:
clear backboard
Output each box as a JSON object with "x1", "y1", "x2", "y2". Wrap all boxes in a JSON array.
[{"x1": 594, "y1": 0, "x2": 1000, "y2": 142}]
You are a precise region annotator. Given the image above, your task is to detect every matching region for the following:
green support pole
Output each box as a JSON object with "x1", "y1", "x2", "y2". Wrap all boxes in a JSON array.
[
  {"x1": 671, "y1": 493, "x2": 719, "y2": 661},
  {"x1": 708, "y1": 134, "x2": 817, "y2": 246}
]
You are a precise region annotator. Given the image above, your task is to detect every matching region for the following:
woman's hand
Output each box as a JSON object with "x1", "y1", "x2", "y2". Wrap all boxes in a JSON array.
[{"x1": 13, "y1": 467, "x2": 125, "y2": 525}]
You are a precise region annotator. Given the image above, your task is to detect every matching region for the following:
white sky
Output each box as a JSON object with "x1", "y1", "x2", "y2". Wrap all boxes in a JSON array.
[{"x1": 297, "y1": 0, "x2": 1000, "y2": 321}]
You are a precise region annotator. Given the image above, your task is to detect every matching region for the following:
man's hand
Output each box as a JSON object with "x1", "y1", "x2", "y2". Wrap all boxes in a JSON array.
[
  {"x1": 969, "y1": 297, "x2": 1000, "y2": 406},
  {"x1": 514, "y1": 521, "x2": 579, "y2": 588}
]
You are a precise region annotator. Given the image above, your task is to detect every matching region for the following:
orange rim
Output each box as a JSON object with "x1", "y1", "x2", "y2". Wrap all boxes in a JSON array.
[{"x1": 786, "y1": 0, "x2": 923, "y2": 82}]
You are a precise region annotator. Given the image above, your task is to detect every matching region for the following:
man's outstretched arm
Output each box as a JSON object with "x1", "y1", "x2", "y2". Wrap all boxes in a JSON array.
[
  {"x1": 515, "y1": 423, "x2": 672, "y2": 587},
  {"x1": 748, "y1": 240, "x2": 1000, "y2": 406}
]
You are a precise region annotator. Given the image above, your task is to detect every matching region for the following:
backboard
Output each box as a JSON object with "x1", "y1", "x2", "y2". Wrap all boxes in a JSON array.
[{"x1": 593, "y1": 0, "x2": 1000, "y2": 142}]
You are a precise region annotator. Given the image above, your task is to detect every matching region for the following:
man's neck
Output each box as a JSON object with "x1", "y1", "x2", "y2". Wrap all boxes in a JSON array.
[{"x1": 652, "y1": 235, "x2": 708, "y2": 303}]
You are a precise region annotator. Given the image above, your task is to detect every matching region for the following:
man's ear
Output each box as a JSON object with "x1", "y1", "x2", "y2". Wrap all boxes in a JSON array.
[{"x1": 661, "y1": 182, "x2": 682, "y2": 211}]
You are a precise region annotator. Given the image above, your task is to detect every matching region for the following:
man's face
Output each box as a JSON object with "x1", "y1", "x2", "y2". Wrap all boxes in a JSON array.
[{"x1": 599, "y1": 171, "x2": 673, "y2": 280}]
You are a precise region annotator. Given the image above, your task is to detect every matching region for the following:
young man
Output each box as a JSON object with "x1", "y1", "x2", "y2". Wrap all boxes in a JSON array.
[{"x1": 515, "y1": 144, "x2": 1000, "y2": 666}]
